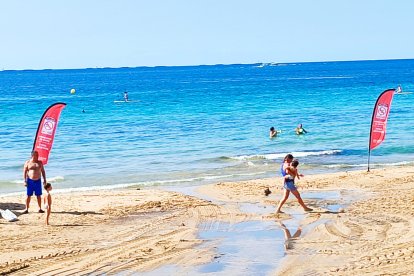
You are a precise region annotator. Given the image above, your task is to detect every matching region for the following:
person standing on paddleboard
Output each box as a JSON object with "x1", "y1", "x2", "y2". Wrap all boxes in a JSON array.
[{"x1": 124, "y1": 91, "x2": 129, "y2": 102}]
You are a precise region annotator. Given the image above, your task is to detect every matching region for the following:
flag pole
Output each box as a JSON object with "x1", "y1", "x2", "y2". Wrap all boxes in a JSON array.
[
  {"x1": 367, "y1": 92, "x2": 378, "y2": 172},
  {"x1": 367, "y1": 149, "x2": 371, "y2": 172}
]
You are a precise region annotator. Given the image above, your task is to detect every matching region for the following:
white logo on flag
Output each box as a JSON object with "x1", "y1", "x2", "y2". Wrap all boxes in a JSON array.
[
  {"x1": 375, "y1": 104, "x2": 388, "y2": 120},
  {"x1": 41, "y1": 117, "x2": 56, "y2": 135}
]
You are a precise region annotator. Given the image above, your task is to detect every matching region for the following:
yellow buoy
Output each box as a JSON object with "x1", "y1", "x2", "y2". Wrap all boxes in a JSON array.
[{"x1": 70, "y1": 88, "x2": 76, "y2": 94}]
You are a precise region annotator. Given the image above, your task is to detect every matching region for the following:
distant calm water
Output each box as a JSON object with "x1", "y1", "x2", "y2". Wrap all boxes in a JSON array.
[{"x1": 1, "y1": 60, "x2": 414, "y2": 195}]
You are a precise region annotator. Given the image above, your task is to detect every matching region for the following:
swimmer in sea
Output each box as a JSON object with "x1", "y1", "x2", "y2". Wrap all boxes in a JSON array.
[
  {"x1": 269, "y1": 127, "x2": 281, "y2": 138},
  {"x1": 295, "y1": 124, "x2": 307, "y2": 135}
]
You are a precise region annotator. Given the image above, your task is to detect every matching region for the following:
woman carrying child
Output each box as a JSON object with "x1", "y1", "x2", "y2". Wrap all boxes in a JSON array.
[{"x1": 276, "y1": 159, "x2": 313, "y2": 215}]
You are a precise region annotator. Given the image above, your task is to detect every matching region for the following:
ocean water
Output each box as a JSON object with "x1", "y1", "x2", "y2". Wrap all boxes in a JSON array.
[{"x1": 1, "y1": 59, "x2": 414, "y2": 195}]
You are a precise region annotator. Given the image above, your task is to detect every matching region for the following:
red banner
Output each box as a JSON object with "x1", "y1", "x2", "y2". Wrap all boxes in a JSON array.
[
  {"x1": 369, "y1": 89, "x2": 395, "y2": 150},
  {"x1": 32, "y1": 103, "x2": 66, "y2": 165}
]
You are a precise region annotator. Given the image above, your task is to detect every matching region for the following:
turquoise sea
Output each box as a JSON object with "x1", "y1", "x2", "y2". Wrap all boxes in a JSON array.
[{"x1": 1, "y1": 59, "x2": 414, "y2": 195}]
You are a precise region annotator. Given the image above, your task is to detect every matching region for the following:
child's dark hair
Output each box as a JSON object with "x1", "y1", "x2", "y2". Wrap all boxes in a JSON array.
[
  {"x1": 44, "y1": 183, "x2": 52, "y2": 190},
  {"x1": 292, "y1": 160, "x2": 299, "y2": 167},
  {"x1": 284, "y1": 154, "x2": 294, "y2": 162},
  {"x1": 270, "y1": 127, "x2": 275, "y2": 131}
]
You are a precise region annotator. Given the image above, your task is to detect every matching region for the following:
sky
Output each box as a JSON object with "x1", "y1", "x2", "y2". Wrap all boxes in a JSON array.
[{"x1": 1, "y1": 0, "x2": 413, "y2": 70}]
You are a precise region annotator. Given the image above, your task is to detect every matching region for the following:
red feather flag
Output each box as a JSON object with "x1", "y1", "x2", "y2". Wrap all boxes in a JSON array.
[
  {"x1": 368, "y1": 89, "x2": 395, "y2": 171},
  {"x1": 32, "y1": 103, "x2": 66, "y2": 165}
]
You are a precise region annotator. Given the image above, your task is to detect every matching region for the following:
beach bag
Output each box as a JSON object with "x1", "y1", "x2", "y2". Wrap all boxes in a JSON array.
[{"x1": 0, "y1": 209, "x2": 18, "y2": 222}]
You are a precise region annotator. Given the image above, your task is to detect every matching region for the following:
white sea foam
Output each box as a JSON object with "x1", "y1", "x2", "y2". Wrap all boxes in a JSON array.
[
  {"x1": 230, "y1": 150, "x2": 342, "y2": 161},
  {"x1": 48, "y1": 176, "x2": 65, "y2": 182},
  {"x1": 0, "y1": 172, "x2": 265, "y2": 197},
  {"x1": 322, "y1": 161, "x2": 414, "y2": 169},
  {"x1": 12, "y1": 175, "x2": 65, "y2": 184},
  {"x1": 287, "y1": 76, "x2": 353, "y2": 80}
]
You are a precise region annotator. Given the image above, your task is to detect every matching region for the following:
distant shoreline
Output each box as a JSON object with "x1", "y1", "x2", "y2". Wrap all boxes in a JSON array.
[{"x1": 1, "y1": 57, "x2": 413, "y2": 72}]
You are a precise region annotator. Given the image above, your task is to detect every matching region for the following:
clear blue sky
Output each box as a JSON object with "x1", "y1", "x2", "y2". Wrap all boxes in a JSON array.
[{"x1": 1, "y1": 0, "x2": 413, "y2": 69}]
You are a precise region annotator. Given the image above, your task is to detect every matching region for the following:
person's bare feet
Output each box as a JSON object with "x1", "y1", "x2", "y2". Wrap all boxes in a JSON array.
[{"x1": 304, "y1": 207, "x2": 313, "y2": 212}]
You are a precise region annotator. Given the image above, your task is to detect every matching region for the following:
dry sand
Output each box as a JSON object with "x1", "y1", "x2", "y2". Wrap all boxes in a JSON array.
[{"x1": 1, "y1": 166, "x2": 414, "y2": 275}]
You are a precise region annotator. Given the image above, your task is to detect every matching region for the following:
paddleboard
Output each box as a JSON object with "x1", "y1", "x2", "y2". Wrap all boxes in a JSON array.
[
  {"x1": 0, "y1": 209, "x2": 18, "y2": 222},
  {"x1": 113, "y1": 100, "x2": 139, "y2": 103}
]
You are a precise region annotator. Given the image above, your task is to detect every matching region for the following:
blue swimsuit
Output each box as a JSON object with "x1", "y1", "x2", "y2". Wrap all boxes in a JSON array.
[
  {"x1": 26, "y1": 178, "x2": 42, "y2": 196},
  {"x1": 281, "y1": 163, "x2": 297, "y2": 191}
]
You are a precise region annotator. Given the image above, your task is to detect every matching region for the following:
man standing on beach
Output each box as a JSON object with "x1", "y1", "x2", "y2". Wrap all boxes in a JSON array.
[{"x1": 23, "y1": 150, "x2": 46, "y2": 214}]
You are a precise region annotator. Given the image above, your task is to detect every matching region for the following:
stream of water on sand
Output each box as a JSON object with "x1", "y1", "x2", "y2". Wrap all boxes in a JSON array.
[{"x1": 137, "y1": 187, "x2": 355, "y2": 275}]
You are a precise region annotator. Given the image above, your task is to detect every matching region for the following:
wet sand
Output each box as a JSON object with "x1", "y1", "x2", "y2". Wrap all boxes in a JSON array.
[{"x1": 1, "y1": 167, "x2": 414, "y2": 275}]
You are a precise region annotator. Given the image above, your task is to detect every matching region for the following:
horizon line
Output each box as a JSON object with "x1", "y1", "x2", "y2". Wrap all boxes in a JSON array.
[{"x1": 1, "y1": 57, "x2": 413, "y2": 72}]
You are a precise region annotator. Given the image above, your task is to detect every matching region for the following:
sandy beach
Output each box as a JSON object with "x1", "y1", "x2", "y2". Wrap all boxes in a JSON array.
[{"x1": 1, "y1": 166, "x2": 414, "y2": 275}]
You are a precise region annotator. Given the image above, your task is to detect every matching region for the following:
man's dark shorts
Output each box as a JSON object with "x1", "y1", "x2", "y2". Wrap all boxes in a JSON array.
[{"x1": 27, "y1": 178, "x2": 42, "y2": 196}]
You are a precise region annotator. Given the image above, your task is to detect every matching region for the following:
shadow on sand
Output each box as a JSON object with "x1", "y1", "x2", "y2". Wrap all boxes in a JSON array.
[
  {"x1": 52, "y1": 223, "x2": 94, "y2": 227},
  {"x1": 0, "y1": 203, "x2": 26, "y2": 218},
  {"x1": 53, "y1": 211, "x2": 103, "y2": 216},
  {"x1": 308, "y1": 209, "x2": 344, "y2": 214},
  {"x1": 0, "y1": 202, "x2": 26, "y2": 211}
]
